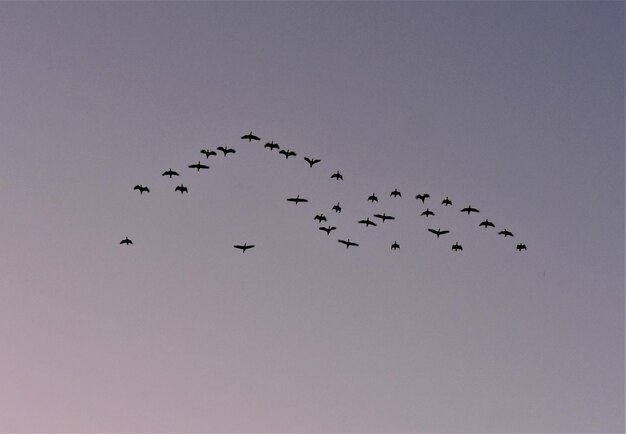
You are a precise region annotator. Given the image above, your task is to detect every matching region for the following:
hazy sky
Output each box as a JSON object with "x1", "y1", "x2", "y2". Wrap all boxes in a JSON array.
[{"x1": 0, "y1": 1, "x2": 623, "y2": 432}]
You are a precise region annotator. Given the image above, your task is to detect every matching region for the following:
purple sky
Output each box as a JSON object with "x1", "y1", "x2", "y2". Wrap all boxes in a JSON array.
[{"x1": 0, "y1": 2, "x2": 623, "y2": 432}]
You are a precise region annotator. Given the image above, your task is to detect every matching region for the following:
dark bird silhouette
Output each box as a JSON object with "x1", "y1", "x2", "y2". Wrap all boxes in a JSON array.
[
  {"x1": 162, "y1": 168, "x2": 179, "y2": 178},
  {"x1": 201, "y1": 149, "x2": 217, "y2": 158},
  {"x1": 241, "y1": 132, "x2": 260, "y2": 142},
  {"x1": 175, "y1": 184, "x2": 188, "y2": 194},
  {"x1": 421, "y1": 208, "x2": 435, "y2": 217},
  {"x1": 314, "y1": 214, "x2": 327, "y2": 223},
  {"x1": 217, "y1": 146, "x2": 236, "y2": 156},
  {"x1": 428, "y1": 228, "x2": 450, "y2": 238},
  {"x1": 234, "y1": 243, "x2": 255, "y2": 252},
  {"x1": 367, "y1": 193, "x2": 378, "y2": 203},
  {"x1": 479, "y1": 219, "x2": 495, "y2": 228},
  {"x1": 358, "y1": 218, "x2": 377, "y2": 227},
  {"x1": 415, "y1": 193, "x2": 430, "y2": 203},
  {"x1": 498, "y1": 228, "x2": 514, "y2": 237},
  {"x1": 441, "y1": 196, "x2": 452, "y2": 206},
  {"x1": 516, "y1": 243, "x2": 527, "y2": 251},
  {"x1": 264, "y1": 141, "x2": 279, "y2": 151},
  {"x1": 133, "y1": 185, "x2": 150, "y2": 195},
  {"x1": 304, "y1": 157, "x2": 321, "y2": 167},
  {"x1": 338, "y1": 239, "x2": 359, "y2": 248},
  {"x1": 460, "y1": 205, "x2": 480, "y2": 215},
  {"x1": 279, "y1": 149, "x2": 296, "y2": 159},
  {"x1": 188, "y1": 161, "x2": 209, "y2": 171},
  {"x1": 120, "y1": 237, "x2": 133, "y2": 245},
  {"x1": 390, "y1": 188, "x2": 401, "y2": 198},
  {"x1": 452, "y1": 242, "x2": 463, "y2": 252},
  {"x1": 286, "y1": 195, "x2": 308, "y2": 204},
  {"x1": 332, "y1": 202, "x2": 342, "y2": 213},
  {"x1": 373, "y1": 213, "x2": 395, "y2": 222},
  {"x1": 331, "y1": 171, "x2": 343, "y2": 181},
  {"x1": 319, "y1": 226, "x2": 336, "y2": 235},
  {"x1": 391, "y1": 241, "x2": 400, "y2": 251}
]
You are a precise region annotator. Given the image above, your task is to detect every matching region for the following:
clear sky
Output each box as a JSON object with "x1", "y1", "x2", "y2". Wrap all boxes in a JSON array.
[{"x1": 0, "y1": 1, "x2": 623, "y2": 432}]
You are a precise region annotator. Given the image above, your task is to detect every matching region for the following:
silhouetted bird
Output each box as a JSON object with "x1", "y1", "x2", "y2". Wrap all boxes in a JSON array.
[
  {"x1": 516, "y1": 243, "x2": 527, "y2": 251},
  {"x1": 428, "y1": 228, "x2": 450, "y2": 238},
  {"x1": 120, "y1": 237, "x2": 133, "y2": 245},
  {"x1": 460, "y1": 205, "x2": 480, "y2": 215},
  {"x1": 188, "y1": 161, "x2": 209, "y2": 171},
  {"x1": 332, "y1": 202, "x2": 342, "y2": 213},
  {"x1": 452, "y1": 242, "x2": 463, "y2": 252},
  {"x1": 241, "y1": 132, "x2": 260, "y2": 142},
  {"x1": 175, "y1": 184, "x2": 188, "y2": 194},
  {"x1": 314, "y1": 214, "x2": 327, "y2": 223},
  {"x1": 391, "y1": 241, "x2": 400, "y2": 251},
  {"x1": 373, "y1": 213, "x2": 395, "y2": 222},
  {"x1": 264, "y1": 141, "x2": 279, "y2": 151},
  {"x1": 133, "y1": 185, "x2": 149, "y2": 195},
  {"x1": 304, "y1": 157, "x2": 321, "y2": 167},
  {"x1": 442, "y1": 196, "x2": 452, "y2": 206},
  {"x1": 358, "y1": 218, "x2": 377, "y2": 227},
  {"x1": 234, "y1": 243, "x2": 255, "y2": 252},
  {"x1": 286, "y1": 195, "x2": 308, "y2": 204},
  {"x1": 415, "y1": 193, "x2": 430, "y2": 203},
  {"x1": 217, "y1": 146, "x2": 236, "y2": 156},
  {"x1": 390, "y1": 188, "x2": 401, "y2": 198},
  {"x1": 201, "y1": 149, "x2": 217, "y2": 158},
  {"x1": 319, "y1": 226, "x2": 336, "y2": 236},
  {"x1": 367, "y1": 193, "x2": 378, "y2": 203},
  {"x1": 421, "y1": 208, "x2": 435, "y2": 217},
  {"x1": 338, "y1": 239, "x2": 358, "y2": 248},
  {"x1": 498, "y1": 229, "x2": 514, "y2": 237},
  {"x1": 479, "y1": 219, "x2": 495, "y2": 228},
  {"x1": 331, "y1": 171, "x2": 343, "y2": 181},
  {"x1": 162, "y1": 168, "x2": 179, "y2": 178},
  {"x1": 279, "y1": 149, "x2": 296, "y2": 159}
]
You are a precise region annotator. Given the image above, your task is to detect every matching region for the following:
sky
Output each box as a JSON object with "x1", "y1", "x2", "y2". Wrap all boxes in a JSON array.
[{"x1": 0, "y1": 1, "x2": 623, "y2": 432}]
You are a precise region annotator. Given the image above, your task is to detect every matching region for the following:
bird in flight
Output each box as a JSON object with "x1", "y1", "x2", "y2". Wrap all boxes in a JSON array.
[
  {"x1": 516, "y1": 243, "x2": 527, "y2": 251},
  {"x1": 441, "y1": 196, "x2": 452, "y2": 206},
  {"x1": 241, "y1": 132, "x2": 260, "y2": 142},
  {"x1": 279, "y1": 149, "x2": 296, "y2": 159},
  {"x1": 217, "y1": 146, "x2": 236, "y2": 156},
  {"x1": 428, "y1": 228, "x2": 450, "y2": 238},
  {"x1": 391, "y1": 241, "x2": 400, "y2": 251},
  {"x1": 338, "y1": 239, "x2": 359, "y2": 248},
  {"x1": 287, "y1": 195, "x2": 308, "y2": 204},
  {"x1": 133, "y1": 185, "x2": 150, "y2": 195},
  {"x1": 319, "y1": 226, "x2": 336, "y2": 235},
  {"x1": 331, "y1": 171, "x2": 343, "y2": 181},
  {"x1": 367, "y1": 193, "x2": 378, "y2": 203},
  {"x1": 421, "y1": 208, "x2": 435, "y2": 217},
  {"x1": 460, "y1": 205, "x2": 480, "y2": 215},
  {"x1": 314, "y1": 214, "x2": 327, "y2": 223},
  {"x1": 264, "y1": 141, "x2": 279, "y2": 151},
  {"x1": 332, "y1": 202, "x2": 342, "y2": 213},
  {"x1": 188, "y1": 161, "x2": 210, "y2": 171},
  {"x1": 234, "y1": 243, "x2": 255, "y2": 252},
  {"x1": 358, "y1": 218, "x2": 377, "y2": 227},
  {"x1": 120, "y1": 237, "x2": 133, "y2": 245},
  {"x1": 415, "y1": 193, "x2": 430, "y2": 203},
  {"x1": 201, "y1": 149, "x2": 217, "y2": 158},
  {"x1": 452, "y1": 242, "x2": 463, "y2": 252},
  {"x1": 373, "y1": 213, "x2": 395, "y2": 222},
  {"x1": 498, "y1": 228, "x2": 514, "y2": 237},
  {"x1": 304, "y1": 157, "x2": 321, "y2": 167},
  {"x1": 175, "y1": 184, "x2": 188, "y2": 194},
  {"x1": 390, "y1": 188, "x2": 401, "y2": 198},
  {"x1": 479, "y1": 219, "x2": 495, "y2": 228},
  {"x1": 162, "y1": 168, "x2": 179, "y2": 178}
]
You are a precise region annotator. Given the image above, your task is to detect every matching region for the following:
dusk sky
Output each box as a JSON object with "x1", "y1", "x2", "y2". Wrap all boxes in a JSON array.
[{"x1": 0, "y1": 2, "x2": 623, "y2": 432}]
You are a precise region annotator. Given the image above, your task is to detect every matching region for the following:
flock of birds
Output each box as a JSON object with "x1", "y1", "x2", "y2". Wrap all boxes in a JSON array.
[{"x1": 122, "y1": 131, "x2": 527, "y2": 254}]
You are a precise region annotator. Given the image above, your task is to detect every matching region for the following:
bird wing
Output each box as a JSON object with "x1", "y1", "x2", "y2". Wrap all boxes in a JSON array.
[
  {"x1": 338, "y1": 239, "x2": 348, "y2": 246},
  {"x1": 428, "y1": 228, "x2": 438, "y2": 235},
  {"x1": 440, "y1": 230, "x2": 450, "y2": 235}
]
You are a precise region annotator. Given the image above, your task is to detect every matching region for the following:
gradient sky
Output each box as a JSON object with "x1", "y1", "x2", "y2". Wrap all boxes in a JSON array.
[{"x1": 0, "y1": 2, "x2": 623, "y2": 432}]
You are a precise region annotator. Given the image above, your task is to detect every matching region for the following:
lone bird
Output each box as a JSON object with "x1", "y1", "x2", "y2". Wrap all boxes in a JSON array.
[
  {"x1": 415, "y1": 193, "x2": 430, "y2": 203},
  {"x1": 264, "y1": 141, "x2": 279, "y2": 151},
  {"x1": 241, "y1": 132, "x2": 260, "y2": 142},
  {"x1": 279, "y1": 149, "x2": 296, "y2": 159},
  {"x1": 319, "y1": 226, "x2": 336, "y2": 236},
  {"x1": 188, "y1": 161, "x2": 209, "y2": 171},
  {"x1": 331, "y1": 171, "x2": 343, "y2": 181},
  {"x1": 367, "y1": 193, "x2": 378, "y2": 203},
  {"x1": 201, "y1": 149, "x2": 217, "y2": 158},
  {"x1": 390, "y1": 188, "x2": 401, "y2": 198},
  {"x1": 428, "y1": 228, "x2": 450, "y2": 238},
  {"x1": 516, "y1": 243, "x2": 527, "y2": 251},
  {"x1": 287, "y1": 195, "x2": 308, "y2": 204},
  {"x1": 332, "y1": 202, "x2": 342, "y2": 213},
  {"x1": 373, "y1": 213, "x2": 395, "y2": 222},
  {"x1": 358, "y1": 218, "x2": 377, "y2": 227},
  {"x1": 421, "y1": 208, "x2": 435, "y2": 217},
  {"x1": 162, "y1": 168, "x2": 179, "y2": 178},
  {"x1": 217, "y1": 146, "x2": 236, "y2": 156},
  {"x1": 391, "y1": 241, "x2": 400, "y2": 251},
  {"x1": 133, "y1": 185, "x2": 150, "y2": 195},
  {"x1": 175, "y1": 184, "x2": 188, "y2": 194},
  {"x1": 120, "y1": 237, "x2": 133, "y2": 245},
  {"x1": 460, "y1": 205, "x2": 480, "y2": 215},
  {"x1": 234, "y1": 243, "x2": 255, "y2": 252},
  {"x1": 452, "y1": 242, "x2": 463, "y2": 252},
  {"x1": 304, "y1": 157, "x2": 321, "y2": 167},
  {"x1": 314, "y1": 214, "x2": 327, "y2": 223},
  {"x1": 338, "y1": 239, "x2": 359, "y2": 248},
  {"x1": 479, "y1": 219, "x2": 495, "y2": 228},
  {"x1": 498, "y1": 228, "x2": 514, "y2": 237},
  {"x1": 442, "y1": 196, "x2": 452, "y2": 206}
]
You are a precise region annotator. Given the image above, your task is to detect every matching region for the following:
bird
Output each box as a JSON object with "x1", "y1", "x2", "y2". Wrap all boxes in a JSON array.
[
  {"x1": 241, "y1": 132, "x2": 260, "y2": 142},
  {"x1": 314, "y1": 214, "x2": 327, "y2": 223},
  {"x1": 390, "y1": 188, "x2": 401, "y2": 198},
  {"x1": 452, "y1": 242, "x2": 463, "y2": 252},
  {"x1": 133, "y1": 185, "x2": 149, "y2": 195},
  {"x1": 498, "y1": 228, "x2": 514, "y2": 237},
  {"x1": 319, "y1": 226, "x2": 336, "y2": 236},
  {"x1": 287, "y1": 195, "x2": 308, "y2": 204},
  {"x1": 234, "y1": 243, "x2": 255, "y2": 252},
  {"x1": 332, "y1": 202, "x2": 342, "y2": 213},
  {"x1": 264, "y1": 141, "x2": 279, "y2": 151},
  {"x1": 421, "y1": 208, "x2": 435, "y2": 217},
  {"x1": 415, "y1": 193, "x2": 430, "y2": 203},
  {"x1": 391, "y1": 241, "x2": 400, "y2": 251},
  {"x1": 367, "y1": 193, "x2": 378, "y2": 203},
  {"x1": 200, "y1": 149, "x2": 217, "y2": 158},
  {"x1": 188, "y1": 161, "x2": 209, "y2": 171},
  {"x1": 373, "y1": 213, "x2": 395, "y2": 222},
  {"x1": 460, "y1": 205, "x2": 480, "y2": 215},
  {"x1": 120, "y1": 237, "x2": 133, "y2": 245},
  {"x1": 479, "y1": 219, "x2": 495, "y2": 228},
  {"x1": 441, "y1": 196, "x2": 452, "y2": 206},
  {"x1": 217, "y1": 146, "x2": 236, "y2": 156},
  {"x1": 304, "y1": 157, "x2": 321, "y2": 167},
  {"x1": 175, "y1": 184, "x2": 188, "y2": 194},
  {"x1": 358, "y1": 218, "x2": 377, "y2": 227},
  {"x1": 331, "y1": 171, "x2": 343, "y2": 181},
  {"x1": 428, "y1": 228, "x2": 450, "y2": 238},
  {"x1": 338, "y1": 239, "x2": 359, "y2": 248},
  {"x1": 279, "y1": 149, "x2": 296, "y2": 159},
  {"x1": 162, "y1": 168, "x2": 179, "y2": 178},
  {"x1": 516, "y1": 243, "x2": 527, "y2": 251}
]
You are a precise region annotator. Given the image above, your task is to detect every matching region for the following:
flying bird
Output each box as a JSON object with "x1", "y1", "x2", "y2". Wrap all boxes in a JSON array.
[
  {"x1": 304, "y1": 157, "x2": 321, "y2": 167},
  {"x1": 452, "y1": 242, "x2": 463, "y2": 252},
  {"x1": 373, "y1": 213, "x2": 395, "y2": 222},
  {"x1": 241, "y1": 132, "x2": 260, "y2": 142},
  {"x1": 201, "y1": 149, "x2": 217, "y2": 158},
  {"x1": 314, "y1": 214, "x2": 327, "y2": 223},
  {"x1": 217, "y1": 146, "x2": 236, "y2": 156},
  {"x1": 390, "y1": 188, "x2": 401, "y2": 198},
  {"x1": 279, "y1": 149, "x2": 296, "y2": 159},
  {"x1": 287, "y1": 195, "x2": 308, "y2": 204},
  {"x1": 234, "y1": 243, "x2": 255, "y2": 252},
  {"x1": 516, "y1": 243, "x2": 527, "y2": 251},
  {"x1": 133, "y1": 185, "x2": 150, "y2": 195},
  {"x1": 415, "y1": 193, "x2": 430, "y2": 203},
  {"x1": 460, "y1": 205, "x2": 480, "y2": 215},
  {"x1": 442, "y1": 196, "x2": 452, "y2": 206},
  {"x1": 421, "y1": 208, "x2": 435, "y2": 217},
  {"x1": 319, "y1": 226, "x2": 336, "y2": 235},
  {"x1": 498, "y1": 228, "x2": 514, "y2": 237},
  {"x1": 428, "y1": 228, "x2": 450, "y2": 238},
  {"x1": 479, "y1": 219, "x2": 495, "y2": 228},
  {"x1": 391, "y1": 241, "x2": 400, "y2": 251},
  {"x1": 338, "y1": 239, "x2": 359, "y2": 248},
  {"x1": 331, "y1": 171, "x2": 343, "y2": 181},
  {"x1": 120, "y1": 237, "x2": 133, "y2": 245},
  {"x1": 367, "y1": 193, "x2": 378, "y2": 203},
  {"x1": 175, "y1": 184, "x2": 188, "y2": 194},
  {"x1": 332, "y1": 202, "x2": 342, "y2": 213},
  {"x1": 264, "y1": 141, "x2": 279, "y2": 151},
  {"x1": 358, "y1": 218, "x2": 377, "y2": 227},
  {"x1": 188, "y1": 161, "x2": 209, "y2": 171},
  {"x1": 162, "y1": 168, "x2": 179, "y2": 178}
]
